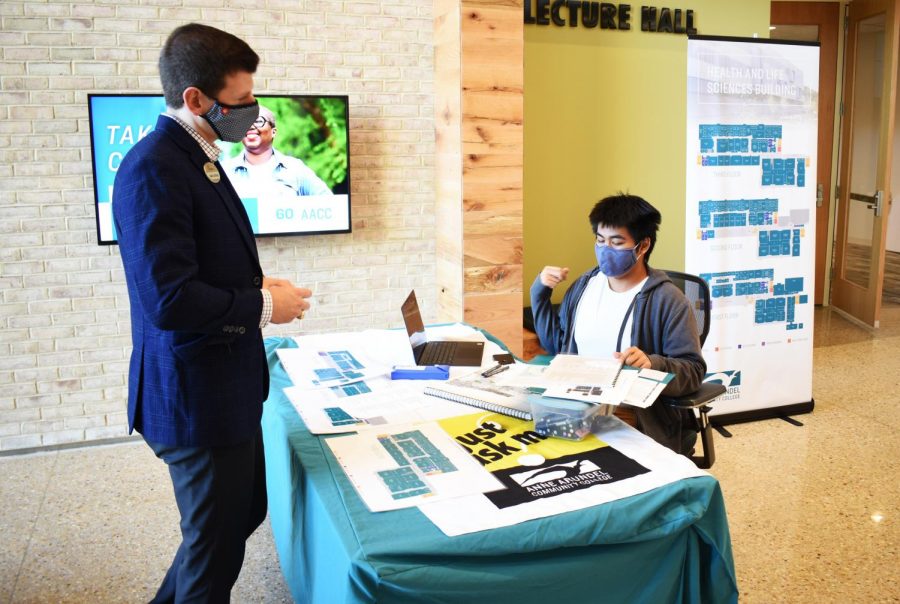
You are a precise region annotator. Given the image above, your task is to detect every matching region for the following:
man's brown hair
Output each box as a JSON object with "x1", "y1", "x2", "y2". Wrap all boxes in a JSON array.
[{"x1": 159, "y1": 23, "x2": 259, "y2": 108}]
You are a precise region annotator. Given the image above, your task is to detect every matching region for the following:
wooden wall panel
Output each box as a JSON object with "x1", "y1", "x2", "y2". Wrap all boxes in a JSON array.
[
  {"x1": 462, "y1": 119, "x2": 522, "y2": 152},
  {"x1": 459, "y1": 6, "x2": 523, "y2": 38},
  {"x1": 435, "y1": 0, "x2": 523, "y2": 356},
  {"x1": 463, "y1": 292, "x2": 525, "y2": 354},
  {"x1": 434, "y1": 0, "x2": 464, "y2": 321},
  {"x1": 465, "y1": 234, "x2": 523, "y2": 266},
  {"x1": 464, "y1": 264, "x2": 524, "y2": 291}
]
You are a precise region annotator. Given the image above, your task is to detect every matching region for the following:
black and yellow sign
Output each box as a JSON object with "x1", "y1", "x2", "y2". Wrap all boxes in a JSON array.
[{"x1": 439, "y1": 412, "x2": 649, "y2": 509}]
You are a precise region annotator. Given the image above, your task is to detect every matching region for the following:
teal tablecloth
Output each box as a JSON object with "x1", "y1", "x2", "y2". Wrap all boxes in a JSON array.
[{"x1": 262, "y1": 337, "x2": 738, "y2": 603}]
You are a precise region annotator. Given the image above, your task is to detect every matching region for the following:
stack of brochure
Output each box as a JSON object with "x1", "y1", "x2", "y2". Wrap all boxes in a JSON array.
[{"x1": 538, "y1": 355, "x2": 674, "y2": 409}]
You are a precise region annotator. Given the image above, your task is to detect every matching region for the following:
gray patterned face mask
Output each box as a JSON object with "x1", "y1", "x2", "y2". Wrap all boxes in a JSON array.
[{"x1": 202, "y1": 99, "x2": 259, "y2": 143}]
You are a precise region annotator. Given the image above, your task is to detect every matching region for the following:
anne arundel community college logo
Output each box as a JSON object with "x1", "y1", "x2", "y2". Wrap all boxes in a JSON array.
[
  {"x1": 705, "y1": 370, "x2": 742, "y2": 401},
  {"x1": 509, "y1": 459, "x2": 610, "y2": 497},
  {"x1": 483, "y1": 446, "x2": 650, "y2": 509}
]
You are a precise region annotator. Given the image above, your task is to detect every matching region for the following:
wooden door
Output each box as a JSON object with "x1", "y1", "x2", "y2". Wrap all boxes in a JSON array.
[
  {"x1": 831, "y1": 0, "x2": 899, "y2": 327},
  {"x1": 770, "y1": 1, "x2": 840, "y2": 305}
]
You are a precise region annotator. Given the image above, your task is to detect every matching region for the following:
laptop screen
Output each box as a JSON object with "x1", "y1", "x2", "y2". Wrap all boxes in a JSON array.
[{"x1": 401, "y1": 291, "x2": 427, "y2": 349}]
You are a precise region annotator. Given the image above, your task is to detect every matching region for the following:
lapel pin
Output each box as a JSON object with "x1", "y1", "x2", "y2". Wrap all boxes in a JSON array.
[{"x1": 203, "y1": 162, "x2": 220, "y2": 183}]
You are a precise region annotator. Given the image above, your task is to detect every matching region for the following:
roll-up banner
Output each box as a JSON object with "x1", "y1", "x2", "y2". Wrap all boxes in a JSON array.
[{"x1": 685, "y1": 36, "x2": 819, "y2": 421}]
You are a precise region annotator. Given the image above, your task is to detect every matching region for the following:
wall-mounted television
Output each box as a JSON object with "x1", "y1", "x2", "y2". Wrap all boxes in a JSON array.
[{"x1": 87, "y1": 93, "x2": 351, "y2": 244}]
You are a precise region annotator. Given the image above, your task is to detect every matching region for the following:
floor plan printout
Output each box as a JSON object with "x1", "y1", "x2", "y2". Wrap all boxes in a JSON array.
[
  {"x1": 325, "y1": 421, "x2": 503, "y2": 512},
  {"x1": 276, "y1": 347, "x2": 390, "y2": 390},
  {"x1": 284, "y1": 379, "x2": 465, "y2": 435}
]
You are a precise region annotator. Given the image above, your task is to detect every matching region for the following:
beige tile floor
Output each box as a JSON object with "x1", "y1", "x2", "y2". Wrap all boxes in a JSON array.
[
  {"x1": 0, "y1": 442, "x2": 291, "y2": 603},
  {"x1": 1, "y1": 305, "x2": 898, "y2": 603}
]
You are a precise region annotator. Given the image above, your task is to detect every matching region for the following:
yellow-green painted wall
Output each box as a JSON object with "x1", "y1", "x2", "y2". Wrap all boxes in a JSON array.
[{"x1": 524, "y1": 1, "x2": 772, "y2": 305}]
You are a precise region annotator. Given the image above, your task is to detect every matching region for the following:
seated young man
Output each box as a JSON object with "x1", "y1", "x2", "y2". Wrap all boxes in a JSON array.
[{"x1": 530, "y1": 193, "x2": 705, "y2": 453}]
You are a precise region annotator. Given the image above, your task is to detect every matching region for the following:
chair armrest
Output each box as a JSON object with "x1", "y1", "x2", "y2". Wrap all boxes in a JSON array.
[{"x1": 661, "y1": 382, "x2": 726, "y2": 409}]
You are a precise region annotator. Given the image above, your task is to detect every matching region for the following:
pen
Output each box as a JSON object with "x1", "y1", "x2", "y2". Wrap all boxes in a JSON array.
[
  {"x1": 481, "y1": 363, "x2": 502, "y2": 377},
  {"x1": 481, "y1": 364, "x2": 510, "y2": 378}
]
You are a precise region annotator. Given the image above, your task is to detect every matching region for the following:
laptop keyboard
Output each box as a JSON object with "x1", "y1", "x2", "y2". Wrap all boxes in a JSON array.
[{"x1": 420, "y1": 341, "x2": 457, "y2": 365}]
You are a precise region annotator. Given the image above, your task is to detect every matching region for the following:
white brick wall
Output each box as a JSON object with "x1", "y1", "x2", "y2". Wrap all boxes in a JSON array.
[{"x1": 0, "y1": 0, "x2": 437, "y2": 451}]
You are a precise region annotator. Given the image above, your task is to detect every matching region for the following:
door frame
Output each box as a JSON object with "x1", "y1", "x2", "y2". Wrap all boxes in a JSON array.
[
  {"x1": 831, "y1": 0, "x2": 900, "y2": 328},
  {"x1": 770, "y1": 1, "x2": 841, "y2": 306}
]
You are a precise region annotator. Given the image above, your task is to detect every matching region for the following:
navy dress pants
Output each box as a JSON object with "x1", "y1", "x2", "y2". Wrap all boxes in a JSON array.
[{"x1": 147, "y1": 427, "x2": 267, "y2": 604}]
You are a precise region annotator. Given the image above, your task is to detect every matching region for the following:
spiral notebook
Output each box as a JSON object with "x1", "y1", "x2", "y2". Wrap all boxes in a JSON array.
[{"x1": 423, "y1": 381, "x2": 533, "y2": 420}]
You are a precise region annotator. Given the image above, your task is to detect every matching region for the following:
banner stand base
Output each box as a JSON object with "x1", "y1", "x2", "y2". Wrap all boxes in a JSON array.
[{"x1": 711, "y1": 399, "x2": 815, "y2": 427}]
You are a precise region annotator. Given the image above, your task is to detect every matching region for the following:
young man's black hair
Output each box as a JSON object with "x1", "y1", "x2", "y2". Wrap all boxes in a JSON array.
[
  {"x1": 158, "y1": 23, "x2": 260, "y2": 108},
  {"x1": 588, "y1": 192, "x2": 662, "y2": 264}
]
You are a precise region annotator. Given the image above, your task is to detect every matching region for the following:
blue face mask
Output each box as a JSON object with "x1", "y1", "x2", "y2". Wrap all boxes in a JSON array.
[{"x1": 596, "y1": 242, "x2": 642, "y2": 277}]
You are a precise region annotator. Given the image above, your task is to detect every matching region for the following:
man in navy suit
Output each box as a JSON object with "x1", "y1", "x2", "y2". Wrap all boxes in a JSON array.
[{"x1": 113, "y1": 24, "x2": 310, "y2": 603}]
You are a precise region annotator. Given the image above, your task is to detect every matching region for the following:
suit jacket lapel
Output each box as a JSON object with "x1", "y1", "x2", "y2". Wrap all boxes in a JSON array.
[
  {"x1": 156, "y1": 116, "x2": 261, "y2": 266},
  {"x1": 216, "y1": 161, "x2": 259, "y2": 249},
  {"x1": 205, "y1": 158, "x2": 260, "y2": 265}
]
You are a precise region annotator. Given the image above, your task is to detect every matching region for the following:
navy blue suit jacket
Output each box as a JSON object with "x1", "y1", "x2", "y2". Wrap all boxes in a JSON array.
[{"x1": 113, "y1": 115, "x2": 268, "y2": 447}]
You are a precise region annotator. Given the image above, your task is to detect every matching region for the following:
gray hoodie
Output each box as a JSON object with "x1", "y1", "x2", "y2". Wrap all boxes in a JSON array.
[{"x1": 530, "y1": 266, "x2": 706, "y2": 452}]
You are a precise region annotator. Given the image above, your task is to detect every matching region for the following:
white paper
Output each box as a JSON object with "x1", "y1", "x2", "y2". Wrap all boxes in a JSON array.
[
  {"x1": 540, "y1": 365, "x2": 674, "y2": 409},
  {"x1": 621, "y1": 369, "x2": 671, "y2": 407},
  {"x1": 540, "y1": 354, "x2": 624, "y2": 387},
  {"x1": 325, "y1": 421, "x2": 504, "y2": 512},
  {"x1": 490, "y1": 363, "x2": 549, "y2": 388},
  {"x1": 285, "y1": 380, "x2": 465, "y2": 434},
  {"x1": 276, "y1": 345, "x2": 391, "y2": 390}
]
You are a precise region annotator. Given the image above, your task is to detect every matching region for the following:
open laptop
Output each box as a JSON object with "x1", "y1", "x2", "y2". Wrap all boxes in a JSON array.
[{"x1": 401, "y1": 290, "x2": 485, "y2": 366}]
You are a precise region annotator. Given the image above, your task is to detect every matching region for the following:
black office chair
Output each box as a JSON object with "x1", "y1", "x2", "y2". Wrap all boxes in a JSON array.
[{"x1": 659, "y1": 270, "x2": 726, "y2": 470}]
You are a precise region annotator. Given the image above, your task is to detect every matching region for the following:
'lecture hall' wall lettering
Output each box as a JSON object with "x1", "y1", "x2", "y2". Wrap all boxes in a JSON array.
[{"x1": 524, "y1": 3, "x2": 698, "y2": 35}]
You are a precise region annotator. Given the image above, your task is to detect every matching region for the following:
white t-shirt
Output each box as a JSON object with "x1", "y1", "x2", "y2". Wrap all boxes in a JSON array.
[{"x1": 573, "y1": 274, "x2": 648, "y2": 357}]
